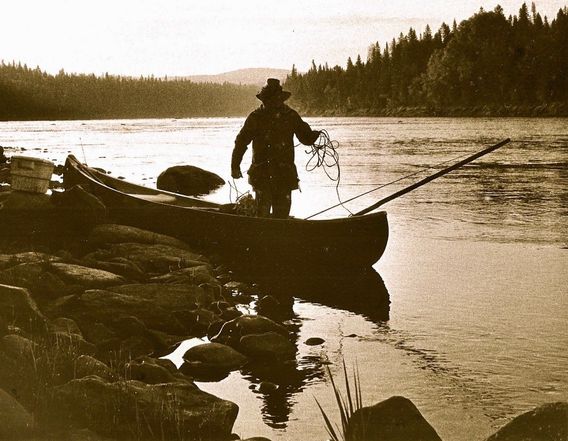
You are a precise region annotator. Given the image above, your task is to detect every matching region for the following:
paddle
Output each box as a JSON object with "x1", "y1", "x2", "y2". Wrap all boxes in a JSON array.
[{"x1": 353, "y1": 138, "x2": 511, "y2": 216}]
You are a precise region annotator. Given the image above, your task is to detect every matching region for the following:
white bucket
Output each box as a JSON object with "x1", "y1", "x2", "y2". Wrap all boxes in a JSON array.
[{"x1": 10, "y1": 156, "x2": 55, "y2": 194}]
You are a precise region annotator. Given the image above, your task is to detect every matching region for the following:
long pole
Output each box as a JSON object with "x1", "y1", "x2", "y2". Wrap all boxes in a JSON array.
[{"x1": 353, "y1": 138, "x2": 511, "y2": 216}]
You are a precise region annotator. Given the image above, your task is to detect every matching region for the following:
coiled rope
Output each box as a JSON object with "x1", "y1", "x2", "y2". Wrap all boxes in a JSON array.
[{"x1": 304, "y1": 129, "x2": 353, "y2": 215}]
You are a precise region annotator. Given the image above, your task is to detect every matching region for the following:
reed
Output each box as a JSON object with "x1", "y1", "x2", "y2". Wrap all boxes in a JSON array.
[{"x1": 315, "y1": 360, "x2": 363, "y2": 441}]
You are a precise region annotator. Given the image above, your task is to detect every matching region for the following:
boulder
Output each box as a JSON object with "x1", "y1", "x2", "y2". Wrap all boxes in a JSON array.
[
  {"x1": 84, "y1": 243, "x2": 206, "y2": 275},
  {"x1": 49, "y1": 263, "x2": 126, "y2": 289},
  {"x1": 88, "y1": 224, "x2": 191, "y2": 250},
  {"x1": 50, "y1": 376, "x2": 238, "y2": 440},
  {"x1": 183, "y1": 342, "x2": 248, "y2": 374},
  {"x1": 0, "y1": 388, "x2": 33, "y2": 439},
  {"x1": 345, "y1": 396, "x2": 442, "y2": 441},
  {"x1": 74, "y1": 355, "x2": 115, "y2": 381},
  {"x1": 107, "y1": 283, "x2": 213, "y2": 310},
  {"x1": 126, "y1": 357, "x2": 185, "y2": 384},
  {"x1": 212, "y1": 314, "x2": 288, "y2": 347},
  {"x1": 485, "y1": 401, "x2": 567, "y2": 441},
  {"x1": 157, "y1": 165, "x2": 225, "y2": 196},
  {"x1": 239, "y1": 332, "x2": 296, "y2": 360},
  {"x1": 0, "y1": 262, "x2": 76, "y2": 301},
  {"x1": 0, "y1": 251, "x2": 61, "y2": 271},
  {"x1": 53, "y1": 289, "x2": 188, "y2": 336},
  {"x1": 80, "y1": 255, "x2": 147, "y2": 282},
  {"x1": 305, "y1": 337, "x2": 325, "y2": 346},
  {"x1": 0, "y1": 284, "x2": 47, "y2": 334}
]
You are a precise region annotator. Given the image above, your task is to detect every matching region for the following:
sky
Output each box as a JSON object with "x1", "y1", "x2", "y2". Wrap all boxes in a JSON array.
[{"x1": 2, "y1": 0, "x2": 566, "y2": 77}]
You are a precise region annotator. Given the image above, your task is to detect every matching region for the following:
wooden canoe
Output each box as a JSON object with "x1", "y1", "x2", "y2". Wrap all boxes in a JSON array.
[{"x1": 63, "y1": 155, "x2": 388, "y2": 269}]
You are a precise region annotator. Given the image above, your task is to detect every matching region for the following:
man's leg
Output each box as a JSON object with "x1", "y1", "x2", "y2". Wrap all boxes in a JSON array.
[
  {"x1": 255, "y1": 189, "x2": 272, "y2": 217},
  {"x1": 272, "y1": 188, "x2": 292, "y2": 218}
]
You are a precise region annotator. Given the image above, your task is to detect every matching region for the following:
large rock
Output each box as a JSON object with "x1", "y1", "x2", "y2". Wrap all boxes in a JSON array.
[
  {"x1": 345, "y1": 396, "x2": 442, "y2": 441},
  {"x1": 74, "y1": 355, "x2": 115, "y2": 382},
  {"x1": 106, "y1": 283, "x2": 213, "y2": 310},
  {"x1": 88, "y1": 224, "x2": 191, "y2": 250},
  {"x1": 183, "y1": 342, "x2": 248, "y2": 374},
  {"x1": 486, "y1": 401, "x2": 567, "y2": 441},
  {"x1": 0, "y1": 284, "x2": 47, "y2": 334},
  {"x1": 150, "y1": 265, "x2": 218, "y2": 285},
  {"x1": 157, "y1": 165, "x2": 225, "y2": 196},
  {"x1": 0, "y1": 335, "x2": 36, "y2": 407},
  {"x1": 0, "y1": 262, "x2": 74, "y2": 301},
  {"x1": 212, "y1": 314, "x2": 289, "y2": 347},
  {"x1": 83, "y1": 243, "x2": 207, "y2": 275},
  {"x1": 49, "y1": 263, "x2": 126, "y2": 289},
  {"x1": 81, "y1": 254, "x2": 146, "y2": 282},
  {"x1": 239, "y1": 332, "x2": 296, "y2": 360},
  {"x1": 0, "y1": 388, "x2": 33, "y2": 439},
  {"x1": 126, "y1": 357, "x2": 188, "y2": 384},
  {"x1": 0, "y1": 251, "x2": 61, "y2": 271},
  {"x1": 53, "y1": 289, "x2": 188, "y2": 336},
  {"x1": 50, "y1": 376, "x2": 238, "y2": 440}
]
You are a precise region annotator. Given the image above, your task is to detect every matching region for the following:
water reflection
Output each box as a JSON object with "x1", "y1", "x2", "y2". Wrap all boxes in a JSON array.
[{"x1": 224, "y1": 264, "x2": 390, "y2": 427}]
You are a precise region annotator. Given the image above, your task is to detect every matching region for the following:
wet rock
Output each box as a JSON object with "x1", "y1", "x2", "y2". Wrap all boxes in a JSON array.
[
  {"x1": 256, "y1": 295, "x2": 283, "y2": 320},
  {"x1": 88, "y1": 224, "x2": 190, "y2": 250},
  {"x1": 74, "y1": 355, "x2": 114, "y2": 381},
  {"x1": 0, "y1": 388, "x2": 33, "y2": 439},
  {"x1": 258, "y1": 381, "x2": 278, "y2": 394},
  {"x1": 223, "y1": 281, "x2": 255, "y2": 296},
  {"x1": 239, "y1": 332, "x2": 296, "y2": 361},
  {"x1": 85, "y1": 243, "x2": 207, "y2": 275},
  {"x1": 305, "y1": 337, "x2": 325, "y2": 346},
  {"x1": 157, "y1": 165, "x2": 225, "y2": 196},
  {"x1": 51, "y1": 376, "x2": 238, "y2": 440},
  {"x1": 183, "y1": 342, "x2": 248, "y2": 374},
  {"x1": 0, "y1": 284, "x2": 47, "y2": 334},
  {"x1": 0, "y1": 251, "x2": 62, "y2": 271},
  {"x1": 485, "y1": 401, "x2": 568, "y2": 441},
  {"x1": 52, "y1": 289, "x2": 187, "y2": 336},
  {"x1": 345, "y1": 396, "x2": 442, "y2": 441},
  {"x1": 49, "y1": 263, "x2": 126, "y2": 289},
  {"x1": 212, "y1": 314, "x2": 288, "y2": 347}
]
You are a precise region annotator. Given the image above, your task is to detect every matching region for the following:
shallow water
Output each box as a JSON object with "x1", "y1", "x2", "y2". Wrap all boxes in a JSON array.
[{"x1": 1, "y1": 117, "x2": 566, "y2": 440}]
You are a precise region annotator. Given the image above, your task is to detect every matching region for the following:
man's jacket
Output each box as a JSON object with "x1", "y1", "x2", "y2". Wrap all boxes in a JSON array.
[{"x1": 231, "y1": 104, "x2": 319, "y2": 191}]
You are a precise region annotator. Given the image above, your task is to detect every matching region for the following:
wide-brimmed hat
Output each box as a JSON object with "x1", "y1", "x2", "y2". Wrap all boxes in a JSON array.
[{"x1": 256, "y1": 78, "x2": 291, "y2": 102}]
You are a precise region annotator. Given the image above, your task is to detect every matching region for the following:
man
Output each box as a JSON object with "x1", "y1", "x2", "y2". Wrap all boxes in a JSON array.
[{"x1": 231, "y1": 78, "x2": 320, "y2": 218}]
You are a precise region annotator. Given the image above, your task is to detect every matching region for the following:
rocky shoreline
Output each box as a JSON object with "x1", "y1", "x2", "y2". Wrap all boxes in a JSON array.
[{"x1": 0, "y1": 187, "x2": 566, "y2": 441}]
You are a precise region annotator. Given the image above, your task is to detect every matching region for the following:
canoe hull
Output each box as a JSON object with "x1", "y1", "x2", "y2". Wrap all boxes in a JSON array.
[{"x1": 64, "y1": 156, "x2": 389, "y2": 269}]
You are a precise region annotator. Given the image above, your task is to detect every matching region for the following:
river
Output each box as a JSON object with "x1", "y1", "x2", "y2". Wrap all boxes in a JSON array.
[{"x1": 1, "y1": 117, "x2": 566, "y2": 440}]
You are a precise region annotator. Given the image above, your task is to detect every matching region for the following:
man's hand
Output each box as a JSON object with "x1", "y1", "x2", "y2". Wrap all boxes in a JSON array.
[{"x1": 231, "y1": 167, "x2": 243, "y2": 179}]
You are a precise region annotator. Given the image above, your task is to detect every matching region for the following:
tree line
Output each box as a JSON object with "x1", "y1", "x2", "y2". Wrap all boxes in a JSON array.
[
  {"x1": 284, "y1": 3, "x2": 568, "y2": 116},
  {"x1": 0, "y1": 64, "x2": 258, "y2": 120}
]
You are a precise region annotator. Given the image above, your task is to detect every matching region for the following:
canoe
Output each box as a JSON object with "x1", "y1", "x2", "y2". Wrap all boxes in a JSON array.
[{"x1": 63, "y1": 155, "x2": 389, "y2": 269}]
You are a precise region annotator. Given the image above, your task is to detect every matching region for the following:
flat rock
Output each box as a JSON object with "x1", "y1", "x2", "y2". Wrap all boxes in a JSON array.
[
  {"x1": 89, "y1": 224, "x2": 191, "y2": 250},
  {"x1": 86, "y1": 243, "x2": 207, "y2": 275},
  {"x1": 0, "y1": 251, "x2": 62, "y2": 271},
  {"x1": 345, "y1": 396, "x2": 442, "y2": 441},
  {"x1": 0, "y1": 387, "x2": 33, "y2": 439},
  {"x1": 51, "y1": 376, "x2": 238, "y2": 440},
  {"x1": 49, "y1": 262, "x2": 125, "y2": 289},
  {"x1": 0, "y1": 262, "x2": 74, "y2": 301},
  {"x1": 107, "y1": 283, "x2": 212, "y2": 310},
  {"x1": 486, "y1": 401, "x2": 568, "y2": 441}
]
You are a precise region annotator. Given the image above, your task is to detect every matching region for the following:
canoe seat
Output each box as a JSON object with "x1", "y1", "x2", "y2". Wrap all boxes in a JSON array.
[{"x1": 131, "y1": 193, "x2": 178, "y2": 204}]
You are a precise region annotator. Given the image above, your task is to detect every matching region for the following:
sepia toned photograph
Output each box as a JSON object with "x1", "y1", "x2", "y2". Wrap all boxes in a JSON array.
[{"x1": 0, "y1": 1, "x2": 566, "y2": 440}]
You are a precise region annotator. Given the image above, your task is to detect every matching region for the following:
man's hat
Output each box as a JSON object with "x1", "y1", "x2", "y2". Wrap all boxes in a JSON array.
[{"x1": 256, "y1": 78, "x2": 291, "y2": 102}]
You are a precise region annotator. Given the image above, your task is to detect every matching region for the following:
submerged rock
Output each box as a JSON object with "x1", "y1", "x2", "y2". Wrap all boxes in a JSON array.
[
  {"x1": 485, "y1": 401, "x2": 568, "y2": 441},
  {"x1": 239, "y1": 332, "x2": 296, "y2": 360},
  {"x1": 345, "y1": 396, "x2": 442, "y2": 441},
  {"x1": 157, "y1": 165, "x2": 225, "y2": 196},
  {"x1": 51, "y1": 376, "x2": 238, "y2": 440}
]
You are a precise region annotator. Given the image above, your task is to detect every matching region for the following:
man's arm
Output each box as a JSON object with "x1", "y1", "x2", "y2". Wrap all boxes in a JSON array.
[
  {"x1": 231, "y1": 115, "x2": 256, "y2": 178},
  {"x1": 292, "y1": 111, "x2": 320, "y2": 146}
]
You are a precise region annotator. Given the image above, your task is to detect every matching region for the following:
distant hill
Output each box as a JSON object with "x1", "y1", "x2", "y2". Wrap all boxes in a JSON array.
[{"x1": 176, "y1": 68, "x2": 290, "y2": 86}]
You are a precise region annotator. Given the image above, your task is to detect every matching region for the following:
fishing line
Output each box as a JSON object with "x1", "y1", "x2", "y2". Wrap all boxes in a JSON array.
[{"x1": 304, "y1": 148, "x2": 481, "y2": 220}]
